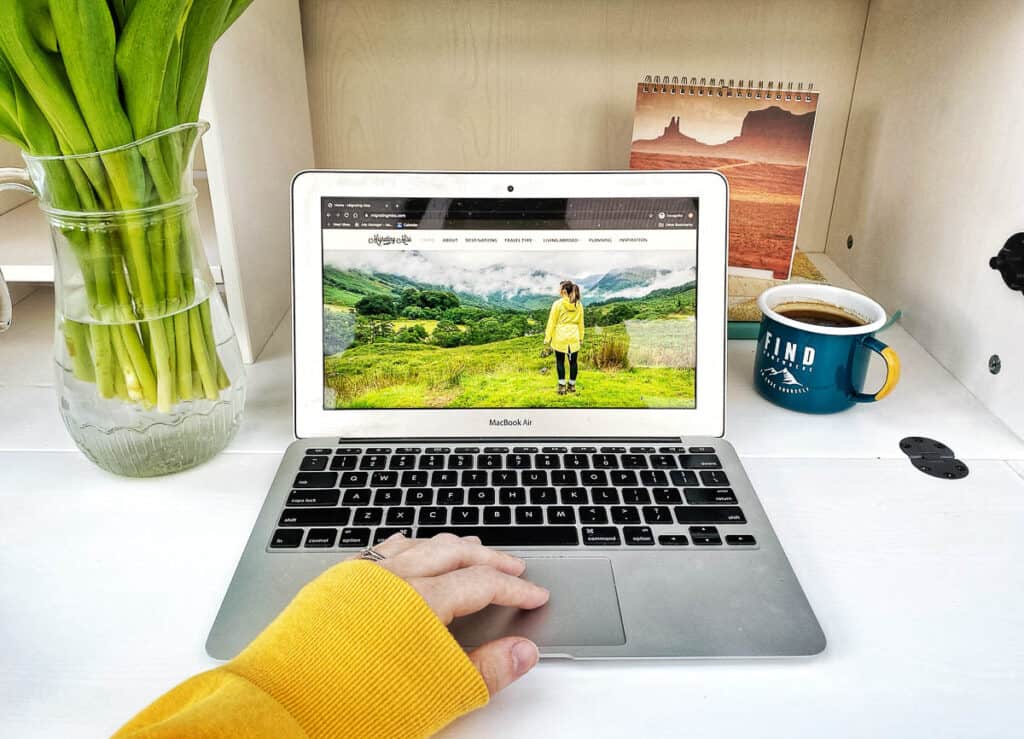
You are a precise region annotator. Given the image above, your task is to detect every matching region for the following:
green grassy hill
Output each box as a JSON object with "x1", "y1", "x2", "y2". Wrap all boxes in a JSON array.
[{"x1": 325, "y1": 331, "x2": 694, "y2": 409}]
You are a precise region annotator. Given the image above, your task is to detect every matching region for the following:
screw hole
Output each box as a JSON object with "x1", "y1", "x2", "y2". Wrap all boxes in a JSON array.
[
  {"x1": 846, "y1": 234, "x2": 854, "y2": 250},
  {"x1": 989, "y1": 354, "x2": 1002, "y2": 374}
]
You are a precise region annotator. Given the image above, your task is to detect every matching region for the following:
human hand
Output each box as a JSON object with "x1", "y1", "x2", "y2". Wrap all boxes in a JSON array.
[
  {"x1": 539, "y1": 345, "x2": 552, "y2": 358},
  {"x1": 355, "y1": 533, "x2": 549, "y2": 694}
]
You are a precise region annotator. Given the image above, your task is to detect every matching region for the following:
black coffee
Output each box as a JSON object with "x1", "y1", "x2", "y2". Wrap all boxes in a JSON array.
[{"x1": 775, "y1": 301, "x2": 867, "y2": 328}]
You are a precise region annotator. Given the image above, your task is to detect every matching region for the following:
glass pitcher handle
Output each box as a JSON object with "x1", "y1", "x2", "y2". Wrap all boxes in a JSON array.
[
  {"x1": 0, "y1": 167, "x2": 33, "y2": 194},
  {"x1": 0, "y1": 168, "x2": 32, "y2": 331}
]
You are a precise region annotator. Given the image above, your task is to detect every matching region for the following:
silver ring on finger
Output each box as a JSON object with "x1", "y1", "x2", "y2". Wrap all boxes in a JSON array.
[{"x1": 357, "y1": 546, "x2": 387, "y2": 562}]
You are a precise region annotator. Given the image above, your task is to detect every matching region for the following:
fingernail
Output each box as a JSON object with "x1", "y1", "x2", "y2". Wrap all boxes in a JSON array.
[{"x1": 511, "y1": 640, "x2": 539, "y2": 675}]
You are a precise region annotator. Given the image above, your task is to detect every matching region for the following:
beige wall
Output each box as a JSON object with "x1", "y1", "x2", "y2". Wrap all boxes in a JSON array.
[
  {"x1": 299, "y1": 0, "x2": 869, "y2": 253},
  {"x1": 0, "y1": 140, "x2": 33, "y2": 216}
]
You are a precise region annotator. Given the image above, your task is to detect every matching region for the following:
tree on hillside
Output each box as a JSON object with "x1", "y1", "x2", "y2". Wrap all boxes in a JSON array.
[
  {"x1": 419, "y1": 290, "x2": 460, "y2": 311},
  {"x1": 597, "y1": 303, "x2": 638, "y2": 326},
  {"x1": 394, "y1": 324, "x2": 428, "y2": 343},
  {"x1": 355, "y1": 318, "x2": 394, "y2": 343},
  {"x1": 399, "y1": 287, "x2": 421, "y2": 309},
  {"x1": 355, "y1": 294, "x2": 396, "y2": 316},
  {"x1": 401, "y1": 305, "x2": 427, "y2": 319},
  {"x1": 432, "y1": 320, "x2": 464, "y2": 348}
]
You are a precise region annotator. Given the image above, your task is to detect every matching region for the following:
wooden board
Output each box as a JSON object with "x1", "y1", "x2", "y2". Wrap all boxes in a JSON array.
[
  {"x1": 825, "y1": 0, "x2": 1024, "y2": 439},
  {"x1": 300, "y1": 0, "x2": 869, "y2": 255}
]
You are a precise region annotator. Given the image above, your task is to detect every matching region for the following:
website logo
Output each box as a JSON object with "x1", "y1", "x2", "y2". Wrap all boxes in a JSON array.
[{"x1": 368, "y1": 233, "x2": 412, "y2": 246}]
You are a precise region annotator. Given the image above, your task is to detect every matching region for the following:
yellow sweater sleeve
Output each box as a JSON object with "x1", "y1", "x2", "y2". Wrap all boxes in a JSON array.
[
  {"x1": 577, "y1": 304, "x2": 585, "y2": 344},
  {"x1": 114, "y1": 561, "x2": 489, "y2": 739},
  {"x1": 543, "y1": 301, "x2": 559, "y2": 345}
]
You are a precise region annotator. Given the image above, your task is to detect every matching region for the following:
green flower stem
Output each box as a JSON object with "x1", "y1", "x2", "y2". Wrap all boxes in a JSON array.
[
  {"x1": 189, "y1": 306, "x2": 218, "y2": 399},
  {"x1": 109, "y1": 323, "x2": 143, "y2": 402},
  {"x1": 89, "y1": 324, "x2": 116, "y2": 398},
  {"x1": 64, "y1": 319, "x2": 96, "y2": 382},
  {"x1": 174, "y1": 310, "x2": 193, "y2": 400}
]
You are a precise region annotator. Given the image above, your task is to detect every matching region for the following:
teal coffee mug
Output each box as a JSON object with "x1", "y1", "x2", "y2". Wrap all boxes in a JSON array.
[{"x1": 754, "y1": 284, "x2": 900, "y2": 413}]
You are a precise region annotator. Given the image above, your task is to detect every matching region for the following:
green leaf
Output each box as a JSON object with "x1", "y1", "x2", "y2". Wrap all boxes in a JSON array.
[
  {"x1": 219, "y1": 0, "x2": 253, "y2": 38},
  {"x1": 0, "y1": 2, "x2": 96, "y2": 155},
  {"x1": 177, "y1": 0, "x2": 232, "y2": 122},
  {"x1": 48, "y1": 0, "x2": 135, "y2": 149},
  {"x1": 115, "y1": 0, "x2": 191, "y2": 138}
]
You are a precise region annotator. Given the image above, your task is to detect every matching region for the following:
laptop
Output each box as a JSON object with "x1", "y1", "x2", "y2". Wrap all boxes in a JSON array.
[{"x1": 206, "y1": 171, "x2": 826, "y2": 660}]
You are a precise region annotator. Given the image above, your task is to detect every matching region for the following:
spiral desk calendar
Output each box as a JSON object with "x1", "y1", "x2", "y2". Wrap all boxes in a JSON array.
[{"x1": 630, "y1": 76, "x2": 820, "y2": 288}]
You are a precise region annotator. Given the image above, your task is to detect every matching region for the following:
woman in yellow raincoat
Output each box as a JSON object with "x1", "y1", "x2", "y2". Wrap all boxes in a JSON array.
[{"x1": 543, "y1": 280, "x2": 585, "y2": 395}]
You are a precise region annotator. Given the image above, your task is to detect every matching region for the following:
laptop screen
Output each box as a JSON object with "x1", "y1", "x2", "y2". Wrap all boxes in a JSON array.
[{"x1": 320, "y1": 196, "x2": 698, "y2": 410}]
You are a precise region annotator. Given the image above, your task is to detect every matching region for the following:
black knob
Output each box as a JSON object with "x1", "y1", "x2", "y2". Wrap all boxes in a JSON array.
[{"x1": 991, "y1": 233, "x2": 1024, "y2": 294}]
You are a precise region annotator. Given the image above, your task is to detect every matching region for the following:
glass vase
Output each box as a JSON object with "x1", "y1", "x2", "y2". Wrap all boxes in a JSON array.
[{"x1": 0, "y1": 122, "x2": 245, "y2": 476}]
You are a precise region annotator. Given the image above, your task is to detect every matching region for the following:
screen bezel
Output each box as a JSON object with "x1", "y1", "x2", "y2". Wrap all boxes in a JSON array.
[{"x1": 292, "y1": 171, "x2": 727, "y2": 439}]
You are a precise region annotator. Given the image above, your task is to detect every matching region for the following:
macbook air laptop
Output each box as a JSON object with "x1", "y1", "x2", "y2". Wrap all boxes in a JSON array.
[{"x1": 206, "y1": 171, "x2": 826, "y2": 659}]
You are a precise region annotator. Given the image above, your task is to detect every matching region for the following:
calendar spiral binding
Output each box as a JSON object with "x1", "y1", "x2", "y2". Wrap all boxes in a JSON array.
[{"x1": 640, "y1": 75, "x2": 817, "y2": 102}]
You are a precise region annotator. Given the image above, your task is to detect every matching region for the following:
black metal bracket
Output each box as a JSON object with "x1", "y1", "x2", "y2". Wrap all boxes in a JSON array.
[
  {"x1": 991, "y1": 233, "x2": 1024, "y2": 295},
  {"x1": 899, "y1": 437, "x2": 969, "y2": 480}
]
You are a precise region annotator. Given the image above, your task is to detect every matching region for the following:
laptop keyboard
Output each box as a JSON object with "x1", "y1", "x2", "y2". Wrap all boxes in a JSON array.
[{"x1": 268, "y1": 445, "x2": 756, "y2": 550}]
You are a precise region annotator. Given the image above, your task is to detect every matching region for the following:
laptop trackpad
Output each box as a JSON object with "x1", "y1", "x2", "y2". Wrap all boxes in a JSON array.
[{"x1": 449, "y1": 557, "x2": 626, "y2": 648}]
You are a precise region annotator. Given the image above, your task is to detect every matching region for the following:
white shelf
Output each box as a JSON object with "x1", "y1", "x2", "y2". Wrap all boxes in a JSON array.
[{"x1": 0, "y1": 176, "x2": 223, "y2": 284}]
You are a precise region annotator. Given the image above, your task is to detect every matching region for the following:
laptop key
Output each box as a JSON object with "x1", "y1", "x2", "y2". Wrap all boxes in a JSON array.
[
  {"x1": 582, "y1": 526, "x2": 621, "y2": 546},
  {"x1": 304, "y1": 528, "x2": 337, "y2": 548},
  {"x1": 515, "y1": 506, "x2": 543, "y2": 524},
  {"x1": 650, "y1": 455, "x2": 677, "y2": 469},
  {"x1": 341, "y1": 488, "x2": 372, "y2": 506},
  {"x1": 287, "y1": 489, "x2": 340, "y2": 507},
  {"x1": 642, "y1": 506, "x2": 672, "y2": 524},
  {"x1": 499, "y1": 487, "x2": 526, "y2": 505},
  {"x1": 670, "y1": 470, "x2": 699, "y2": 486},
  {"x1": 726, "y1": 534, "x2": 757, "y2": 546},
  {"x1": 689, "y1": 446, "x2": 716, "y2": 454},
  {"x1": 479, "y1": 454, "x2": 503, "y2": 469},
  {"x1": 622, "y1": 487, "x2": 651, "y2": 504},
  {"x1": 270, "y1": 529, "x2": 302, "y2": 548},
  {"x1": 454, "y1": 447, "x2": 481, "y2": 454},
  {"x1": 630, "y1": 446, "x2": 656, "y2": 453},
  {"x1": 542, "y1": 447, "x2": 567, "y2": 453},
  {"x1": 353, "y1": 508, "x2": 383, "y2": 525},
  {"x1": 684, "y1": 488, "x2": 738, "y2": 505},
  {"x1": 483, "y1": 446, "x2": 509, "y2": 453},
  {"x1": 640, "y1": 470, "x2": 668, "y2": 486},
  {"x1": 374, "y1": 527, "x2": 413, "y2": 543},
  {"x1": 600, "y1": 446, "x2": 626, "y2": 453},
  {"x1": 468, "y1": 487, "x2": 496, "y2": 505},
  {"x1": 563, "y1": 454, "x2": 590, "y2": 469},
  {"x1": 548, "y1": 506, "x2": 576, "y2": 524},
  {"x1": 530, "y1": 487, "x2": 557, "y2": 504},
  {"x1": 689, "y1": 526, "x2": 722, "y2": 545},
  {"x1": 431, "y1": 470, "x2": 459, "y2": 486},
  {"x1": 679, "y1": 454, "x2": 722, "y2": 469},
  {"x1": 385, "y1": 507, "x2": 415, "y2": 526},
  {"x1": 592, "y1": 487, "x2": 620, "y2": 504},
  {"x1": 675, "y1": 506, "x2": 746, "y2": 524},
  {"x1": 507, "y1": 454, "x2": 532, "y2": 469},
  {"x1": 294, "y1": 472, "x2": 338, "y2": 489},
  {"x1": 535, "y1": 454, "x2": 561, "y2": 469},
  {"x1": 693, "y1": 534, "x2": 723, "y2": 546},
  {"x1": 406, "y1": 488, "x2": 433, "y2": 505},
  {"x1": 279, "y1": 508, "x2": 351, "y2": 527},
  {"x1": 580, "y1": 470, "x2": 608, "y2": 486},
  {"x1": 300, "y1": 455, "x2": 328, "y2": 471},
  {"x1": 425, "y1": 447, "x2": 451, "y2": 454},
  {"x1": 419, "y1": 454, "x2": 445, "y2": 470},
  {"x1": 592, "y1": 454, "x2": 618, "y2": 469},
  {"x1": 335, "y1": 447, "x2": 361, "y2": 455},
  {"x1": 621, "y1": 454, "x2": 647, "y2": 469},
  {"x1": 389, "y1": 455, "x2": 416, "y2": 470},
  {"x1": 551, "y1": 470, "x2": 578, "y2": 486},
  {"x1": 437, "y1": 488, "x2": 465, "y2": 505},
  {"x1": 624, "y1": 526, "x2": 655, "y2": 545},
  {"x1": 396, "y1": 447, "x2": 422, "y2": 454},
  {"x1": 414, "y1": 527, "x2": 579, "y2": 547},
  {"x1": 462, "y1": 470, "x2": 488, "y2": 486},
  {"x1": 700, "y1": 470, "x2": 731, "y2": 486},
  {"x1": 492, "y1": 470, "x2": 517, "y2": 486},
  {"x1": 571, "y1": 446, "x2": 596, "y2": 453},
  {"x1": 337, "y1": 471, "x2": 367, "y2": 488},
  {"x1": 513, "y1": 447, "x2": 539, "y2": 453},
  {"x1": 611, "y1": 506, "x2": 641, "y2": 524},
  {"x1": 359, "y1": 455, "x2": 387, "y2": 470},
  {"x1": 306, "y1": 448, "x2": 332, "y2": 455},
  {"x1": 522, "y1": 470, "x2": 547, "y2": 486},
  {"x1": 449, "y1": 454, "x2": 474, "y2": 469},
  {"x1": 452, "y1": 507, "x2": 480, "y2": 525},
  {"x1": 365, "y1": 447, "x2": 393, "y2": 454},
  {"x1": 658, "y1": 534, "x2": 689, "y2": 546},
  {"x1": 330, "y1": 456, "x2": 357, "y2": 471},
  {"x1": 560, "y1": 487, "x2": 588, "y2": 504},
  {"x1": 653, "y1": 487, "x2": 683, "y2": 504},
  {"x1": 483, "y1": 506, "x2": 512, "y2": 525},
  {"x1": 580, "y1": 506, "x2": 608, "y2": 524},
  {"x1": 401, "y1": 471, "x2": 428, "y2": 487},
  {"x1": 374, "y1": 488, "x2": 403, "y2": 506},
  {"x1": 610, "y1": 470, "x2": 638, "y2": 486},
  {"x1": 418, "y1": 507, "x2": 447, "y2": 525},
  {"x1": 659, "y1": 446, "x2": 687, "y2": 453},
  {"x1": 339, "y1": 527, "x2": 370, "y2": 548},
  {"x1": 370, "y1": 471, "x2": 398, "y2": 487}
]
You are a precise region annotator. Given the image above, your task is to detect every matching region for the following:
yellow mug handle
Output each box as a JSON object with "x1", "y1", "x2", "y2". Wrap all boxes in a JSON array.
[{"x1": 853, "y1": 336, "x2": 900, "y2": 402}]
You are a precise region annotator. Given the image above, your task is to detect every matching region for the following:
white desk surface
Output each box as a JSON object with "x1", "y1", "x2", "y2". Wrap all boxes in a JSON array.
[{"x1": 2, "y1": 287, "x2": 1023, "y2": 738}]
